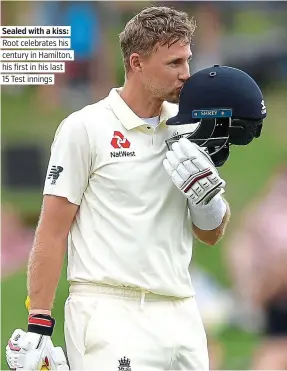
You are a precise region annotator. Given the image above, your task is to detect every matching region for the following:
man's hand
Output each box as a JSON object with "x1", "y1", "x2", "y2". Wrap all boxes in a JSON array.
[
  {"x1": 6, "y1": 329, "x2": 69, "y2": 370},
  {"x1": 163, "y1": 138, "x2": 226, "y2": 206}
]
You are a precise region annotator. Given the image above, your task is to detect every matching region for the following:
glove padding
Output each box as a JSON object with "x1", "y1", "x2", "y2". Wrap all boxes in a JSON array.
[
  {"x1": 163, "y1": 138, "x2": 226, "y2": 206},
  {"x1": 6, "y1": 329, "x2": 69, "y2": 370}
]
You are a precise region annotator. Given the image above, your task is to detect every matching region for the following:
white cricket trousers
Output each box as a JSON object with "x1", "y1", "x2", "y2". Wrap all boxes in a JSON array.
[{"x1": 64, "y1": 283, "x2": 209, "y2": 370}]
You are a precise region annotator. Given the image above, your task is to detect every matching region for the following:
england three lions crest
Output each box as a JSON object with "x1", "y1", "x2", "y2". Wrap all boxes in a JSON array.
[{"x1": 118, "y1": 357, "x2": 131, "y2": 371}]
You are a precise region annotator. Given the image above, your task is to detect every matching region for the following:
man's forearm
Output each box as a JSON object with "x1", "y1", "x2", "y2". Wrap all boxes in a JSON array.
[{"x1": 28, "y1": 227, "x2": 67, "y2": 312}]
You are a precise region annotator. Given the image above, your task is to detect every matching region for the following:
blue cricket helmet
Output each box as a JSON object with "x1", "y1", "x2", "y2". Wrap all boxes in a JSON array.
[{"x1": 166, "y1": 65, "x2": 266, "y2": 167}]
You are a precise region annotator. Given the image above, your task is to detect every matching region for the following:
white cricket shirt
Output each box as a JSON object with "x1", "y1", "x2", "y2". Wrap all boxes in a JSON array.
[{"x1": 43, "y1": 88, "x2": 197, "y2": 298}]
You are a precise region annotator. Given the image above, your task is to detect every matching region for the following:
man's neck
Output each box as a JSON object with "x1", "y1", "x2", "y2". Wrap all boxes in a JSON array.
[{"x1": 120, "y1": 80, "x2": 163, "y2": 119}]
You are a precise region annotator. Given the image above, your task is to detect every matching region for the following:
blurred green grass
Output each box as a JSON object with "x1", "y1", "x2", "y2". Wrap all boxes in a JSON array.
[{"x1": 1, "y1": 85, "x2": 287, "y2": 369}]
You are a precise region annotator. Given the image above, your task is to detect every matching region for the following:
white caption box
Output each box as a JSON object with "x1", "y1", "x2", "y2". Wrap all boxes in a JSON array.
[
  {"x1": 1, "y1": 74, "x2": 55, "y2": 85},
  {"x1": 0, "y1": 50, "x2": 74, "y2": 61},
  {"x1": 0, "y1": 26, "x2": 71, "y2": 37},
  {"x1": 1, "y1": 38, "x2": 71, "y2": 49},
  {"x1": 0, "y1": 62, "x2": 65, "y2": 73}
]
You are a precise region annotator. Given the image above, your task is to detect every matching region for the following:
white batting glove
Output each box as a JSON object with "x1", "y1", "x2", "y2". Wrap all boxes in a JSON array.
[
  {"x1": 6, "y1": 329, "x2": 69, "y2": 370},
  {"x1": 163, "y1": 138, "x2": 226, "y2": 206}
]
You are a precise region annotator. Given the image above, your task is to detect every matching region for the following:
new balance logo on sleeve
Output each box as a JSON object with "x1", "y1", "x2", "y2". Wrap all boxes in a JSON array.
[{"x1": 48, "y1": 165, "x2": 63, "y2": 184}]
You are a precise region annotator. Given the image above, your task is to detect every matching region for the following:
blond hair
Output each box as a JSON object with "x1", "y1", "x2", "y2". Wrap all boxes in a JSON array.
[{"x1": 119, "y1": 6, "x2": 196, "y2": 73}]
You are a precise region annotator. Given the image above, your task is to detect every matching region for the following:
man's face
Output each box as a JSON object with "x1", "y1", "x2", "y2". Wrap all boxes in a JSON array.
[{"x1": 139, "y1": 40, "x2": 192, "y2": 103}]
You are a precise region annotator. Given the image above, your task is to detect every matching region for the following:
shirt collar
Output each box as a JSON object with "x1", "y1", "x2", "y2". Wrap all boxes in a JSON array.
[{"x1": 108, "y1": 88, "x2": 178, "y2": 130}]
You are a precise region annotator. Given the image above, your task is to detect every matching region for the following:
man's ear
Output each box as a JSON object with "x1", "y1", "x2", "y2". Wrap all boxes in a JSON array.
[{"x1": 129, "y1": 53, "x2": 145, "y2": 73}]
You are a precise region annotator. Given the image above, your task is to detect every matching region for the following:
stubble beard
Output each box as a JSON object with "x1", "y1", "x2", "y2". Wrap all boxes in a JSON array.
[
  {"x1": 164, "y1": 89, "x2": 180, "y2": 104},
  {"x1": 166, "y1": 93, "x2": 180, "y2": 104},
  {"x1": 145, "y1": 79, "x2": 180, "y2": 104},
  {"x1": 151, "y1": 87, "x2": 180, "y2": 104}
]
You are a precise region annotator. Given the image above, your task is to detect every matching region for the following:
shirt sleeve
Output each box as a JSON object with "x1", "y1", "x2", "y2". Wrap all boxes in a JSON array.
[{"x1": 43, "y1": 113, "x2": 91, "y2": 205}]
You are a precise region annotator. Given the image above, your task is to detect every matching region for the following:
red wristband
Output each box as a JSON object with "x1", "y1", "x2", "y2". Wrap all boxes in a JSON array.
[{"x1": 28, "y1": 314, "x2": 55, "y2": 336}]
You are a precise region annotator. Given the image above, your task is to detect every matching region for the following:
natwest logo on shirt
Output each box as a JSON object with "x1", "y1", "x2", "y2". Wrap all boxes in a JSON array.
[
  {"x1": 110, "y1": 131, "x2": 136, "y2": 158},
  {"x1": 111, "y1": 131, "x2": 130, "y2": 149}
]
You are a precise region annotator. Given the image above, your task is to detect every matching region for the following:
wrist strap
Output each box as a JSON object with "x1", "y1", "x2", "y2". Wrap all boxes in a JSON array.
[
  {"x1": 28, "y1": 314, "x2": 55, "y2": 336},
  {"x1": 189, "y1": 194, "x2": 227, "y2": 230}
]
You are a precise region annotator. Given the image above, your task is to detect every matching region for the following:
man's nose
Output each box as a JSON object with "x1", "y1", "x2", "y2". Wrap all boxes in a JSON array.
[{"x1": 179, "y1": 63, "x2": 191, "y2": 82}]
